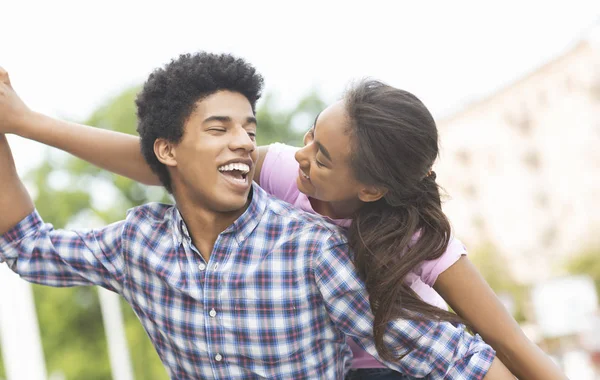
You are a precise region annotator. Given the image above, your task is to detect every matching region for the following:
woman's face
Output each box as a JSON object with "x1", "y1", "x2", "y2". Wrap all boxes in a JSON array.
[{"x1": 294, "y1": 100, "x2": 366, "y2": 206}]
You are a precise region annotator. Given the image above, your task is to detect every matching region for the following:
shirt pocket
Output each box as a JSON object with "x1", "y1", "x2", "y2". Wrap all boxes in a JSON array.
[{"x1": 221, "y1": 296, "x2": 306, "y2": 365}]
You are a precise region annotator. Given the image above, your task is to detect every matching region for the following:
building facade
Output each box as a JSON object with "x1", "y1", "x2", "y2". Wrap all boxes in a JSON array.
[{"x1": 436, "y1": 40, "x2": 600, "y2": 283}]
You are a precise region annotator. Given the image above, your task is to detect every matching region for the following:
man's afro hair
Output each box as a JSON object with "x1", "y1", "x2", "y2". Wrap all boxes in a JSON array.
[{"x1": 135, "y1": 52, "x2": 264, "y2": 192}]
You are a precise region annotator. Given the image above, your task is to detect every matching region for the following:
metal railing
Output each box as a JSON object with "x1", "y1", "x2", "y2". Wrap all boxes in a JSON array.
[{"x1": 0, "y1": 266, "x2": 134, "y2": 380}]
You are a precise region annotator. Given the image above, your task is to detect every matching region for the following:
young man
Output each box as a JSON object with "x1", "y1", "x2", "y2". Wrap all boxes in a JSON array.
[{"x1": 0, "y1": 53, "x2": 511, "y2": 379}]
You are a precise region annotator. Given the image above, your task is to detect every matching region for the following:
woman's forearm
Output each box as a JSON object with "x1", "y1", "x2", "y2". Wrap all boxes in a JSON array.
[
  {"x1": 492, "y1": 334, "x2": 564, "y2": 380},
  {"x1": 20, "y1": 112, "x2": 160, "y2": 185},
  {"x1": 483, "y1": 357, "x2": 516, "y2": 379},
  {"x1": 435, "y1": 257, "x2": 567, "y2": 380}
]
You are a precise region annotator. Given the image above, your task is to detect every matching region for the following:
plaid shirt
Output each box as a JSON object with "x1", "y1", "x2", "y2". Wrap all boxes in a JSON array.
[{"x1": 0, "y1": 184, "x2": 495, "y2": 379}]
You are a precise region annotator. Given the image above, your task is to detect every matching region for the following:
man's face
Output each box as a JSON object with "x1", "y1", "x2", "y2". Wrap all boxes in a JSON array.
[{"x1": 167, "y1": 90, "x2": 258, "y2": 213}]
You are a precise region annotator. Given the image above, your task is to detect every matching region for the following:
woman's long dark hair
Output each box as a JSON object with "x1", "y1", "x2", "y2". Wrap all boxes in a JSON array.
[{"x1": 344, "y1": 80, "x2": 466, "y2": 362}]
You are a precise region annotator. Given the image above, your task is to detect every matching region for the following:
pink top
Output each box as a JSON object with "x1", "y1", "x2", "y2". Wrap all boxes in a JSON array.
[{"x1": 260, "y1": 143, "x2": 467, "y2": 369}]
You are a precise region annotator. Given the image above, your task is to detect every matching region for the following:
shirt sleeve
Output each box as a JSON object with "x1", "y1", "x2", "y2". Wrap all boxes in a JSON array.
[
  {"x1": 0, "y1": 210, "x2": 125, "y2": 293},
  {"x1": 259, "y1": 143, "x2": 301, "y2": 201},
  {"x1": 313, "y1": 232, "x2": 495, "y2": 379},
  {"x1": 413, "y1": 235, "x2": 468, "y2": 287}
]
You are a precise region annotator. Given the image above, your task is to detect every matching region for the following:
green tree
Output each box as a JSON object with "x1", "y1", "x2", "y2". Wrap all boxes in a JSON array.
[
  {"x1": 0, "y1": 86, "x2": 326, "y2": 379},
  {"x1": 469, "y1": 242, "x2": 527, "y2": 322},
  {"x1": 566, "y1": 247, "x2": 600, "y2": 298},
  {"x1": 28, "y1": 86, "x2": 170, "y2": 380},
  {"x1": 256, "y1": 91, "x2": 326, "y2": 146},
  {"x1": 0, "y1": 343, "x2": 4, "y2": 380}
]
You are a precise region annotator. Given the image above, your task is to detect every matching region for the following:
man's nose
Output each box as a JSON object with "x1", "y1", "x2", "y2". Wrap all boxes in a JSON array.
[{"x1": 230, "y1": 127, "x2": 255, "y2": 151}]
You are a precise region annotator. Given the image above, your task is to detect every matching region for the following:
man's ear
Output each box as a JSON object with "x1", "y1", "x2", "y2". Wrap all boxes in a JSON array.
[
  {"x1": 154, "y1": 138, "x2": 177, "y2": 167},
  {"x1": 358, "y1": 185, "x2": 388, "y2": 203}
]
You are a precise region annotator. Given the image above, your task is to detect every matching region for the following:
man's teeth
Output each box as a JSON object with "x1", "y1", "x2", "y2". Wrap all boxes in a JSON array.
[{"x1": 218, "y1": 163, "x2": 250, "y2": 174}]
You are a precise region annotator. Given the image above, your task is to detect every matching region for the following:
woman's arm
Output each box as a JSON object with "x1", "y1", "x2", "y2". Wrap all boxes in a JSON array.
[
  {"x1": 19, "y1": 112, "x2": 160, "y2": 185},
  {"x1": 434, "y1": 256, "x2": 567, "y2": 380},
  {"x1": 0, "y1": 75, "x2": 160, "y2": 185},
  {"x1": 483, "y1": 358, "x2": 516, "y2": 380},
  {"x1": 20, "y1": 113, "x2": 271, "y2": 186},
  {"x1": 254, "y1": 145, "x2": 270, "y2": 185},
  {"x1": 0, "y1": 72, "x2": 271, "y2": 186}
]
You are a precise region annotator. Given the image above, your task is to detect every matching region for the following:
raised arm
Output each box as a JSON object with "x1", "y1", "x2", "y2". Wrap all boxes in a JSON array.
[
  {"x1": 0, "y1": 70, "x2": 35, "y2": 235},
  {"x1": 0, "y1": 67, "x2": 126, "y2": 292},
  {"x1": 435, "y1": 256, "x2": 567, "y2": 380},
  {"x1": 0, "y1": 71, "x2": 272, "y2": 187},
  {"x1": 0, "y1": 134, "x2": 34, "y2": 234},
  {"x1": 23, "y1": 114, "x2": 160, "y2": 185},
  {"x1": 17, "y1": 113, "x2": 271, "y2": 187},
  {"x1": 0, "y1": 68, "x2": 155, "y2": 185}
]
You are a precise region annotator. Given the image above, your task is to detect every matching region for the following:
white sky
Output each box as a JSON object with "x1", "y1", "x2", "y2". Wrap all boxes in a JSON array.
[{"x1": 2, "y1": 0, "x2": 599, "y2": 172}]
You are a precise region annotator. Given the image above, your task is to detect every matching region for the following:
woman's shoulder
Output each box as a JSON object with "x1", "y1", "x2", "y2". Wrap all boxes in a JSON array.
[
  {"x1": 412, "y1": 234, "x2": 468, "y2": 287},
  {"x1": 259, "y1": 143, "x2": 302, "y2": 204},
  {"x1": 265, "y1": 142, "x2": 299, "y2": 157}
]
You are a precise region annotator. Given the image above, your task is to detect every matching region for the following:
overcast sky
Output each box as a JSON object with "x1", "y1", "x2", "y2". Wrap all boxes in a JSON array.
[{"x1": 3, "y1": 0, "x2": 599, "y2": 172}]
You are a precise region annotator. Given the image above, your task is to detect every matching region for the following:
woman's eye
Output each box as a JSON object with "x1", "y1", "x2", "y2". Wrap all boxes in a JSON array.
[
  {"x1": 247, "y1": 131, "x2": 257, "y2": 139},
  {"x1": 315, "y1": 159, "x2": 325, "y2": 168},
  {"x1": 208, "y1": 128, "x2": 226, "y2": 133}
]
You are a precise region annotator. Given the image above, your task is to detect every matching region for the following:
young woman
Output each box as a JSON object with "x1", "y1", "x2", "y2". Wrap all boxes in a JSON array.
[{"x1": 0, "y1": 76, "x2": 566, "y2": 379}]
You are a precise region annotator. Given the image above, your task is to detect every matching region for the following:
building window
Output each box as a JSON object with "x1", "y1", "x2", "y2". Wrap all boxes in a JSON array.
[
  {"x1": 505, "y1": 107, "x2": 533, "y2": 135},
  {"x1": 464, "y1": 184, "x2": 477, "y2": 199},
  {"x1": 455, "y1": 149, "x2": 471, "y2": 166},
  {"x1": 541, "y1": 224, "x2": 558, "y2": 248},
  {"x1": 534, "y1": 192, "x2": 549, "y2": 208},
  {"x1": 591, "y1": 76, "x2": 600, "y2": 101},
  {"x1": 538, "y1": 91, "x2": 547, "y2": 106},
  {"x1": 565, "y1": 76, "x2": 574, "y2": 92},
  {"x1": 523, "y1": 150, "x2": 541, "y2": 171},
  {"x1": 472, "y1": 214, "x2": 485, "y2": 231}
]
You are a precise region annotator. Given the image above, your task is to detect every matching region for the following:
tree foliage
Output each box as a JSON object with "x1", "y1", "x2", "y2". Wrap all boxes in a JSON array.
[
  {"x1": 469, "y1": 242, "x2": 527, "y2": 322},
  {"x1": 565, "y1": 247, "x2": 600, "y2": 298}
]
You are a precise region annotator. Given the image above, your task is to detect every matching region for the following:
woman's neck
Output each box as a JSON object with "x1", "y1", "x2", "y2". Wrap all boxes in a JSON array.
[{"x1": 309, "y1": 197, "x2": 362, "y2": 220}]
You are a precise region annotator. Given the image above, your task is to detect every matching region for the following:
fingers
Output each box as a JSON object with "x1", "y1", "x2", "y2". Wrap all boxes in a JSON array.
[{"x1": 0, "y1": 66, "x2": 11, "y2": 86}]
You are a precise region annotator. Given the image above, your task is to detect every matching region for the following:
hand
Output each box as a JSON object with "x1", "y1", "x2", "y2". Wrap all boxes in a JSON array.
[{"x1": 0, "y1": 67, "x2": 33, "y2": 135}]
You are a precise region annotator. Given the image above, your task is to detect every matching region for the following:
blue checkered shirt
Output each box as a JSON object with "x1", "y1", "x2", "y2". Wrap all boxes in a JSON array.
[{"x1": 0, "y1": 184, "x2": 495, "y2": 379}]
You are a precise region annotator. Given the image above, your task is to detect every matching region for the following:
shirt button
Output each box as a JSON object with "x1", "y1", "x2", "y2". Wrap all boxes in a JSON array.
[
  {"x1": 215, "y1": 353, "x2": 223, "y2": 362},
  {"x1": 198, "y1": 263, "x2": 206, "y2": 271},
  {"x1": 209, "y1": 309, "x2": 217, "y2": 317}
]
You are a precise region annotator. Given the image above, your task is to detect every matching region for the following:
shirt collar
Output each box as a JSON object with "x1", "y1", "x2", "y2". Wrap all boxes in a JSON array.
[
  {"x1": 167, "y1": 207, "x2": 188, "y2": 247},
  {"x1": 222, "y1": 183, "x2": 268, "y2": 245},
  {"x1": 170, "y1": 182, "x2": 268, "y2": 246}
]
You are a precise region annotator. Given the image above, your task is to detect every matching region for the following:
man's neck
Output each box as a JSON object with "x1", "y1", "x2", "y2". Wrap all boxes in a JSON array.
[{"x1": 175, "y1": 197, "x2": 249, "y2": 262}]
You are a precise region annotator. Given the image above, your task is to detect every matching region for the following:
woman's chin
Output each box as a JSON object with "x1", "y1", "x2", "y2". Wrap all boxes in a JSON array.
[{"x1": 295, "y1": 176, "x2": 312, "y2": 196}]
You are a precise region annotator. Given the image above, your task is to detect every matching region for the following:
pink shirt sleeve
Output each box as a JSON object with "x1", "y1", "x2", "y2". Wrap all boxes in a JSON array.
[
  {"x1": 412, "y1": 235, "x2": 468, "y2": 287},
  {"x1": 259, "y1": 143, "x2": 301, "y2": 203}
]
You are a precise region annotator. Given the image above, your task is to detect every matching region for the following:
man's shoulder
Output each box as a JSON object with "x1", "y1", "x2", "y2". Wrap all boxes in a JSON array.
[
  {"x1": 122, "y1": 202, "x2": 176, "y2": 233},
  {"x1": 261, "y1": 192, "x2": 348, "y2": 243}
]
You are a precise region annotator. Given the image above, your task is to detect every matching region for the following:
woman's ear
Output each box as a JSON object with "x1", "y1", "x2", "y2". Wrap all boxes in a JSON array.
[
  {"x1": 154, "y1": 138, "x2": 177, "y2": 167},
  {"x1": 358, "y1": 185, "x2": 388, "y2": 203}
]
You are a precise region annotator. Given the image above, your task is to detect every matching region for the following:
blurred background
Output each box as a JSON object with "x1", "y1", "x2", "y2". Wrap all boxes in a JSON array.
[{"x1": 1, "y1": 0, "x2": 600, "y2": 379}]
